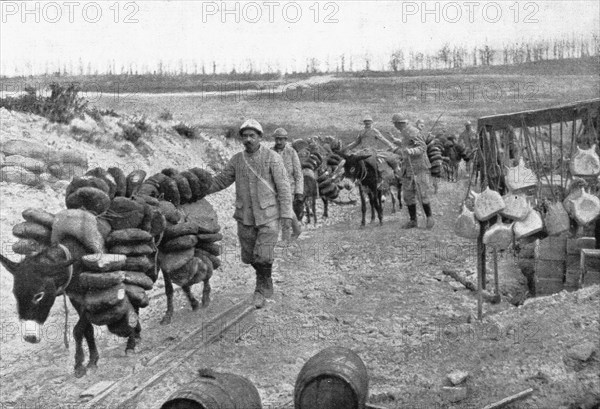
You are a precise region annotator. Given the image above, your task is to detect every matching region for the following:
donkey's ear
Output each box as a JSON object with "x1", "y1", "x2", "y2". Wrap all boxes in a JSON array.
[
  {"x1": 353, "y1": 154, "x2": 372, "y2": 162},
  {"x1": 0, "y1": 253, "x2": 19, "y2": 275}
]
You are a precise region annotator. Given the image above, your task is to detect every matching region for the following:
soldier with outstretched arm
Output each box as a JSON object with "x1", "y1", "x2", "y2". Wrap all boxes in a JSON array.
[{"x1": 206, "y1": 119, "x2": 293, "y2": 309}]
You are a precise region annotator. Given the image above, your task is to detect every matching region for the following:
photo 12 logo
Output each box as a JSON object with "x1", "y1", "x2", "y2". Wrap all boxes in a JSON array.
[
  {"x1": 1, "y1": 1, "x2": 140, "y2": 24},
  {"x1": 201, "y1": 1, "x2": 340, "y2": 24},
  {"x1": 401, "y1": 1, "x2": 540, "y2": 24}
]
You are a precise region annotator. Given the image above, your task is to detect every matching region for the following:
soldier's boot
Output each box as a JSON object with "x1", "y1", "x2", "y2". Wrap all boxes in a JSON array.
[
  {"x1": 252, "y1": 264, "x2": 266, "y2": 309},
  {"x1": 403, "y1": 204, "x2": 418, "y2": 229},
  {"x1": 423, "y1": 203, "x2": 435, "y2": 229},
  {"x1": 262, "y1": 263, "x2": 274, "y2": 298}
]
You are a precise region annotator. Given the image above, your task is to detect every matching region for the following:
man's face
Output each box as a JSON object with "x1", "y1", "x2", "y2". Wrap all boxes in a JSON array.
[
  {"x1": 417, "y1": 122, "x2": 425, "y2": 130},
  {"x1": 394, "y1": 121, "x2": 406, "y2": 130},
  {"x1": 274, "y1": 136, "x2": 287, "y2": 150},
  {"x1": 364, "y1": 120, "x2": 373, "y2": 129},
  {"x1": 241, "y1": 129, "x2": 261, "y2": 152}
]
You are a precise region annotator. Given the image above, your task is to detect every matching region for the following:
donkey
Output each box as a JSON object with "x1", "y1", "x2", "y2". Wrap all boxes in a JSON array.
[{"x1": 0, "y1": 241, "x2": 141, "y2": 378}]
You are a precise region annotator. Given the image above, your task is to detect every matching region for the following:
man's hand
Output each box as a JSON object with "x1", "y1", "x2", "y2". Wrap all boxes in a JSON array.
[{"x1": 294, "y1": 193, "x2": 304, "y2": 203}]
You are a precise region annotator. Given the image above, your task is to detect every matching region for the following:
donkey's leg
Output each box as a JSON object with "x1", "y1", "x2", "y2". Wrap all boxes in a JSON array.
[
  {"x1": 312, "y1": 197, "x2": 317, "y2": 225},
  {"x1": 377, "y1": 190, "x2": 384, "y2": 225},
  {"x1": 183, "y1": 284, "x2": 200, "y2": 311},
  {"x1": 359, "y1": 185, "x2": 366, "y2": 227},
  {"x1": 73, "y1": 315, "x2": 88, "y2": 378},
  {"x1": 305, "y1": 200, "x2": 311, "y2": 224},
  {"x1": 160, "y1": 270, "x2": 174, "y2": 325},
  {"x1": 201, "y1": 278, "x2": 211, "y2": 308},
  {"x1": 322, "y1": 198, "x2": 329, "y2": 218}
]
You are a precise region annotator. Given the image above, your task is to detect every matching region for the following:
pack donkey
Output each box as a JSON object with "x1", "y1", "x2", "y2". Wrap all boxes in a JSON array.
[{"x1": 0, "y1": 241, "x2": 141, "y2": 378}]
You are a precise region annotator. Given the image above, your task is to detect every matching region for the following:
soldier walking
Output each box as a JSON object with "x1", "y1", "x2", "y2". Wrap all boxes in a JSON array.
[{"x1": 207, "y1": 119, "x2": 293, "y2": 309}]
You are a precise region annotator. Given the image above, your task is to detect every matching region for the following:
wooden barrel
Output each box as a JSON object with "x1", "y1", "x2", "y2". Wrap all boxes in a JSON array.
[
  {"x1": 160, "y1": 369, "x2": 262, "y2": 409},
  {"x1": 294, "y1": 346, "x2": 368, "y2": 409}
]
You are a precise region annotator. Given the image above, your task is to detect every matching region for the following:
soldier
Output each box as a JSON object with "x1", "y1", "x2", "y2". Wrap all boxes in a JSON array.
[
  {"x1": 207, "y1": 119, "x2": 293, "y2": 309},
  {"x1": 459, "y1": 121, "x2": 477, "y2": 174},
  {"x1": 271, "y1": 128, "x2": 304, "y2": 241},
  {"x1": 343, "y1": 114, "x2": 391, "y2": 154},
  {"x1": 416, "y1": 119, "x2": 425, "y2": 131},
  {"x1": 381, "y1": 114, "x2": 435, "y2": 229}
]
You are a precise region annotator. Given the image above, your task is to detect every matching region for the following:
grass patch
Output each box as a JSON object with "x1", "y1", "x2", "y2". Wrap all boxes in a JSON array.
[{"x1": 173, "y1": 122, "x2": 198, "y2": 139}]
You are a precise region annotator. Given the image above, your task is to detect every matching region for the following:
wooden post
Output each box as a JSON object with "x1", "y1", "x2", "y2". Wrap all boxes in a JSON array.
[
  {"x1": 477, "y1": 221, "x2": 485, "y2": 320},
  {"x1": 493, "y1": 248, "x2": 500, "y2": 296}
]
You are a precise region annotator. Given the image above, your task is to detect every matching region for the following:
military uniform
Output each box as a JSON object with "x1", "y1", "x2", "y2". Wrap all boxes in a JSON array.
[
  {"x1": 272, "y1": 143, "x2": 303, "y2": 239},
  {"x1": 209, "y1": 144, "x2": 292, "y2": 264}
]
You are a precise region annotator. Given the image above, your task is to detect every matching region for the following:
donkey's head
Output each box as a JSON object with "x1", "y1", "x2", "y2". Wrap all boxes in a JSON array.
[
  {"x1": 0, "y1": 245, "x2": 75, "y2": 343},
  {"x1": 339, "y1": 153, "x2": 371, "y2": 182}
]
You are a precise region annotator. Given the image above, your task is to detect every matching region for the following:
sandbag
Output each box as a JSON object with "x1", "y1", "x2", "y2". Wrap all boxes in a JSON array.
[
  {"x1": 513, "y1": 210, "x2": 544, "y2": 240},
  {"x1": 196, "y1": 233, "x2": 224, "y2": 243},
  {"x1": 66, "y1": 187, "x2": 111, "y2": 215},
  {"x1": 454, "y1": 205, "x2": 479, "y2": 239},
  {"x1": 125, "y1": 170, "x2": 147, "y2": 197},
  {"x1": 473, "y1": 187, "x2": 505, "y2": 221},
  {"x1": 124, "y1": 255, "x2": 154, "y2": 272},
  {"x1": 66, "y1": 176, "x2": 110, "y2": 197},
  {"x1": 483, "y1": 222, "x2": 514, "y2": 250},
  {"x1": 181, "y1": 170, "x2": 203, "y2": 201},
  {"x1": 160, "y1": 176, "x2": 181, "y2": 206},
  {"x1": 146, "y1": 172, "x2": 168, "y2": 189},
  {"x1": 135, "y1": 194, "x2": 160, "y2": 207},
  {"x1": 149, "y1": 208, "x2": 167, "y2": 237},
  {"x1": 180, "y1": 200, "x2": 220, "y2": 233},
  {"x1": 159, "y1": 248, "x2": 195, "y2": 274},
  {"x1": 173, "y1": 174, "x2": 193, "y2": 204},
  {"x1": 158, "y1": 200, "x2": 181, "y2": 224},
  {"x1": 137, "y1": 183, "x2": 160, "y2": 198},
  {"x1": 544, "y1": 202, "x2": 571, "y2": 236},
  {"x1": 124, "y1": 284, "x2": 149, "y2": 308},
  {"x1": 3, "y1": 155, "x2": 46, "y2": 173},
  {"x1": 79, "y1": 271, "x2": 125, "y2": 289},
  {"x1": 105, "y1": 300, "x2": 138, "y2": 337},
  {"x1": 169, "y1": 257, "x2": 200, "y2": 287},
  {"x1": 22, "y1": 208, "x2": 55, "y2": 228},
  {"x1": 188, "y1": 167, "x2": 213, "y2": 199},
  {"x1": 195, "y1": 253, "x2": 214, "y2": 280},
  {"x1": 194, "y1": 248, "x2": 221, "y2": 270},
  {"x1": 164, "y1": 222, "x2": 199, "y2": 240},
  {"x1": 84, "y1": 284, "x2": 126, "y2": 313},
  {"x1": 12, "y1": 238, "x2": 46, "y2": 255},
  {"x1": 109, "y1": 243, "x2": 155, "y2": 256},
  {"x1": 97, "y1": 218, "x2": 112, "y2": 239},
  {"x1": 570, "y1": 145, "x2": 600, "y2": 176},
  {"x1": 105, "y1": 197, "x2": 146, "y2": 230},
  {"x1": 123, "y1": 271, "x2": 154, "y2": 290},
  {"x1": 87, "y1": 296, "x2": 130, "y2": 326},
  {"x1": 81, "y1": 253, "x2": 127, "y2": 272},
  {"x1": 505, "y1": 158, "x2": 538, "y2": 192},
  {"x1": 107, "y1": 167, "x2": 127, "y2": 197},
  {"x1": 198, "y1": 242, "x2": 221, "y2": 257},
  {"x1": 161, "y1": 168, "x2": 179, "y2": 178},
  {"x1": 86, "y1": 167, "x2": 116, "y2": 199},
  {"x1": 107, "y1": 228, "x2": 153, "y2": 246},
  {"x1": 500, "y1": 193, "x2": 531, "y2": 221},
  {"x1": 320, "y1": 183, "x2": 337, "y2": 196},
  {"x1": 162, "y1": 234, "x2": 198, "y2": 252},
  {"x1": 12, "y1": 222, "x2": 51, "y2": 242}
]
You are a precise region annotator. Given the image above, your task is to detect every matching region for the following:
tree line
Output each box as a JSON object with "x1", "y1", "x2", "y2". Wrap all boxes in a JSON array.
[{"x1": 3, "y1": 34, "x2": 598, "y2": 78}]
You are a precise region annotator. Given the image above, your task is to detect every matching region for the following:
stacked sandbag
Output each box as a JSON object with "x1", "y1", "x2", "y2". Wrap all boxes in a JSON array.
[
  {"x1": 159, "y1": 220, "x2": 216, "y2": 287},
  {"x1": 317, "y1": 169, "x2": 340, "y2": 200},
  {"x1": 12, "y1": 208, "x2": 54, "y2": 255},
  {"x1": 80, "y1": 254, "x2": 146, "y2": 330},
  {"x1": 51, "y1": 209, "x2": 105, "y2": 253},
  {"x1": 136, "y1": 168, "x2": 213, "y2": 205},
  {"x1": 427, "y1": 139, "x2": 444, "y2": 178},
  {"x1": 106, "y1": 228, "x2": 158, "y2": 283},
  {"x1": 300, "y1": 151, "x2": 322, "y2": 171},
  {"x1": 326, "y1": 152, "x2": 343, "y2": 168}
]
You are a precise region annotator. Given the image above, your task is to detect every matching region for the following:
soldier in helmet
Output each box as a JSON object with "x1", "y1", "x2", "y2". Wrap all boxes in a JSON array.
[
  {"x1": 380, "y1": 114, "x2": 435, "y2": 229},
  {"x1": 207, "y1": 119, "x2": 293, "y2": 309},
  {"x1": 343, "y1": 114, "x2": 391, "y2": 154}
]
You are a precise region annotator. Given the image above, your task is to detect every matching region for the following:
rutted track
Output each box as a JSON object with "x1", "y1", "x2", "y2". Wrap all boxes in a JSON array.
[{"x1": 84, "y1": 298, "x2": 255, "y2": 409}]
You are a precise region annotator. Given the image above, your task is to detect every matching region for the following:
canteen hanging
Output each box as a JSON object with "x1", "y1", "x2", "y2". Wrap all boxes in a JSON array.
[
  {"x1": 500, "y1": 192, "x2": 531, "y2": 221},
  {"x1": 454, "y1": 204, "x2": 480, "y2": 239},
  {"x1": 483, "y1": 221, "x2": 514, "y2": 250},
  {"x1": 505, "y1": 157, "x2": 538, "y2": 192},
  {"x1": 473, "y1": 187, "x2": 505, "y2": 221},
  {"x1": 513, "y1": 209, "x2": 544, "y2": 240},
  {"x1": 570, "y1": 145, "x2": 600, "y2": 176}
]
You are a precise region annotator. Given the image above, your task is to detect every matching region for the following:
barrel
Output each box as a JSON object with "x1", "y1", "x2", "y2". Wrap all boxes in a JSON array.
[
  {"x1": 160, "y1": 369, "x2": 262, "y2": 409},
  {"x1": 294, "y1": 346, "x2": 369, "y2": 409}
]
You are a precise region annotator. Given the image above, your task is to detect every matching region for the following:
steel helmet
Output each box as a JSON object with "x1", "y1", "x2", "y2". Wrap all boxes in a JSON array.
[
  {"x1": 272, "y1": 128, "x2": 288, "y2": 138},
  {"x1": 239, "y1": 119, "x2": 263, "y2": 136},
  {"x1": 363, "y1": 114, "x2": 373, "y2": 122},
  {"x1": 392, "y1": 113, "x2": 408, "y2": 123}
]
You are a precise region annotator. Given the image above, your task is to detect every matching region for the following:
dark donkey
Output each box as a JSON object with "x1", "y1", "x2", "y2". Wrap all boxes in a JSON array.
[
  {"x1": 338, "y1": 152, "x2": 385, "y2": 226},
  {"x1": 0, "y1": 241, "x2": 141, "y2": 378}
]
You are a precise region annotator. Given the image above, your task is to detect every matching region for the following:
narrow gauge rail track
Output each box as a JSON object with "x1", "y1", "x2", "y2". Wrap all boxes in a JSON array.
[{"x1": 83, "y1": 298, "x2": 255, "y2": 409}]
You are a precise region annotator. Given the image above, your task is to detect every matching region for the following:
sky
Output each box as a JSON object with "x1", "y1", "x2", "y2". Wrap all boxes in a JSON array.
[{"x1": 1, "y1": 0, "x2": 599, "y2": 75}]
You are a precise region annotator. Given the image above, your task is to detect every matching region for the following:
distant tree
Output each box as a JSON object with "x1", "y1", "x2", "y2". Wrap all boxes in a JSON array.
[
  {"x1": 86, "y1": 62, "x2": 92, "y2": 75},
  {"x1": 212, "y1": 61, "x2": 217, "y2": 75},
  {"x1": 438, "y1": 43, "x2": 451, "y2": 68},
  {"x1": 479, "y1": 44, "x2": 495, "y2": 66},
  {"x1": 309, "y1": 58, "x2": 319, "y2": 73},
  {"x1": 340, "y1": 54, "x2": 345, "y2": 72},
  {"x1": 364, "y1": 54, "x2": 371, "y2": 71},
  {"x1": 389, "y1": 49, "x2": 404, "y2": 72}
]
